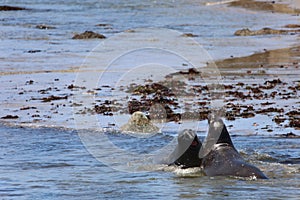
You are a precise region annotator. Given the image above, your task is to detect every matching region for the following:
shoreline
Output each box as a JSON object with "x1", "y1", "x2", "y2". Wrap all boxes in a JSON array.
[
  {"x1": 229, "y1": 0, "x2": 300, "y2": 14},
  {"x1": 0, "y1": 0, "x2": 299, "y2": 135},
  {"x1": 0, "y1": 45, "x2": 299, "y2": 135},
  {"x1": 216, "y1": 45, "x2": 300, "y2": 71}
]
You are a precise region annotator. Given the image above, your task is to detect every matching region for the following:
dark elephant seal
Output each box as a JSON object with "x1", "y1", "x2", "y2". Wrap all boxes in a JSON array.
[
  {"x1": 201, "y1": 114, "x2": 268, "y2": 179},
  {"x1": 167, "y1": 114, "x2": 267, "y2": 179},
  {"x1": 167, "y1": 129, "x2": 202, "y2": 169}
]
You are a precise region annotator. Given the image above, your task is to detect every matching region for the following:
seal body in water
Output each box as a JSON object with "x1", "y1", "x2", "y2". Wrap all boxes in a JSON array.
[
  {"x1": 168, "y1": 114, "x2": 267, "y2": 179},
  {"x1": 201, "y1": 114, "x2": 268, "y2": 179},
  {"x1": 120, "y1": 111, "x2": 160, "y2": 133}
]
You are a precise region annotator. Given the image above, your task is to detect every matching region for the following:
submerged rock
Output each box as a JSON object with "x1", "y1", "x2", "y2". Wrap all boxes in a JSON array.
[
  {"x1": 181, "y1": 33, "x2": 198, "y2": 37},
  {"x1": 284, "y1": 24, "x2": 300, "y2": 28},
  {"x1": 277, "y1": 132, "x2": 300, "y2": 138},
  {"x1": 35, "y1": 24, "x2": 56, "y2": 30},
  {"x1": 72, "y1": 31, "x2": 106, "y2": 39},
  {"x1": 1, "y1": 115, "x2": 19, "y2": 119},
  {"x1": 94, "y1": 105, "x2": 113, "y2": 116},
  {"x1": 289, "y1": 119, "x2": 300, "y2": 128},
  {"x1": 234, "y1": 28, "x2": 289, "y2": 36},
  {"x1": 0, "y1": 5, "x2": 27, "y2": 11}
]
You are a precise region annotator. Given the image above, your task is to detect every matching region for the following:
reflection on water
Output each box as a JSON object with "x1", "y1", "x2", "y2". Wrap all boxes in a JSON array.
[{"x1": 0, "y1": 125, "x2": 299, "y2": 199}]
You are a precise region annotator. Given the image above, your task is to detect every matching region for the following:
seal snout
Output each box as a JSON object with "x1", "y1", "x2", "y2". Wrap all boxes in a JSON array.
[{"x1": 208, "y1": 113, "x2": 224, "y2": 128}]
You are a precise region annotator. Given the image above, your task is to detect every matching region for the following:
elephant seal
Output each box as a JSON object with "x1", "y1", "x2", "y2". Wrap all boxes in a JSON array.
[
  {"x1": 201, "y1": 114, "x2": 268, "y2": 179},
  {"x1": 167, "y1": 129, "x2": 202, "y2": 169},
  {"x1": 167, "y1": 114, "x2": 267, "y2": 179},
  {"x1": 120, "y1": 111, "x2": 160, "y2": 133}
]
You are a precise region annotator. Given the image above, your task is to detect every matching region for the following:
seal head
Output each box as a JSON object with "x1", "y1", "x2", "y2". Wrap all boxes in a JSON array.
[
  {"x1": 120, "y1": 111, "x2": 160, "y2": 133},
  {"x1": 168, "y1": 129, "x2": 202, "y2": 169}
]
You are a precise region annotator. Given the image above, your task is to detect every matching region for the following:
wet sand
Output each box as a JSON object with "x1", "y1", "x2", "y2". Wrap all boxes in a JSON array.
[
  {"x1": 0, "y1": 0, "x2": 299, "y2": 136},
  {"x1": 0, "y1": 45, "x2": 299, "y2": 136},
  {"x1": 216, "y1": 46, "x2": 300, "y2": 133},
  {"x1": 216, "y1": 46, "x2": 300, "y2": 72},
  {"x1": 230, "y1": 0, "x2": 300, "y2": 14}
]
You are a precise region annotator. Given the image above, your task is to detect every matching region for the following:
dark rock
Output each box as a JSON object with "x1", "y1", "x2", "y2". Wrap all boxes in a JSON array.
[
  {"x1": 72, "y1": 31, "x2": 106, "y2": 39},
  {"x1": 289, "y1": 119, "x2": 300, "y2": 128},
  {"x1": 226, "y1": 112, "x2": 236, "y2": 120},
  {"x1": 234, "y1": 28, "x2": 254, "y2": 36},
  {"x1": 128, "y1": 82, "x2": 173, "y2": 96},
  {"x1": 224, "y1": 85, "x2": 234, "y2": 89},
  {"x1": 250, "y1": 87, "x2": 263, "y2": 93},
  {"x1": 41, "y1": 95, "x2": 68, "y2": 102},
  {"x1": 96, "y1": 23, "x2": 112, "y2": 29},
  {"x1": 278, "y1": 132, "x2": 300, "y2": 138},
  {"x1": 286, "y1": 110, "x2": 300, "y2": 116},
  {"x1": 26, "y1": 80, "x2": 34, "y2": 84},
  {"x1": 273, "y1": 115, "x2": 286, "y2": 124},
  {"x1": 94, "y1": 105, "x2": 112, "y2": 114},
  {"x1": 67, "y1": 84, "x2": 86, "y2": 90},
  {"x1": 261, "y1": 101, "x2": 275, "y2": 106},
  {"x1": 27, "y1": 50, "x2": 42, "y2": 53},
  {"x1": 234, "y1": 28, "x2": 289, "y2": 36},
  {"x1": 181, "y1": 33, "x2": 198, "y2": 37},
  {"x1": 0, "y1": 5, "x2": 27, "y2": 11},
  {"x1": 96, "y1": 23, "x2": 111, "y2": 26},
  {"x1": 236, "y1": 82, "x2": 245, "y2": 87},
  {"x1": 20, "y1": 106, "x2": 37, "y2": 110},
  {"x1": 127, "y1": 100, "x2": 144, "y2": 114},
  {"x1": 35, "y1": 24, "x2": 56, "y2": 29},
  {"x1": 38, "y1": 87, "x2": 52, "y2": 94},
  {"x1": 264, "y1": 78, "x2": 282, "y2": 85},
  {"x1": 240, "y1": 111, "x2": 255, "y2": 118},
  {"x1": 256, "y1": 107, "x2": 284, "y2": 114},
  {"x1": 199, "y1": 110, "x2": 210, "y2": 120},
  {"x1": 1, "y1": 115, "x2": 19, "y2": 119},
  {"x1": 226, "y1": 90, "x2": 250, "y2": 99},
  {"x1": 179, "y1": 68, "x2": 200, "y2": 75}
]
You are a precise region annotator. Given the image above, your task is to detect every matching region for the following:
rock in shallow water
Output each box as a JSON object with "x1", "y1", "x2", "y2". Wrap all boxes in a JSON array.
[
  {"x1": 0, "y1": 5, "x2": 27, "y2": 11},
  {"x1": 234, "y1": 28, "x2": 289, "y2": 36},
  {"x1": 72, "y1": 31, "x2": 106, "y2": 39}
]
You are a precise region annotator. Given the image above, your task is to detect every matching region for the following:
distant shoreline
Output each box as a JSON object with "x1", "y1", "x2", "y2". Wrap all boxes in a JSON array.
[
  {"x1": 228, "y1": 0, "x2": 300, "y2": 14},
  {"x1": 0, "y1": 0, "x2": 299, "y2": 134}
]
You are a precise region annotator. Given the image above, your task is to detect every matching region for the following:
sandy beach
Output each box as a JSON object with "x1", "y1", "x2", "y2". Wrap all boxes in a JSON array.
[{"x1": 0, "y1": 0, "x2": 299, "y2": 135}]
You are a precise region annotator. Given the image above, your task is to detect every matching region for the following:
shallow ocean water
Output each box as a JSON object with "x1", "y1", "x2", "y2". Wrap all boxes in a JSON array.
[
  {"x1": 1, "y1": 0, "x2": 299, "y2": 74},
  {"x1": 0, "y1": 125, "x2": 299, "y2": 199}
]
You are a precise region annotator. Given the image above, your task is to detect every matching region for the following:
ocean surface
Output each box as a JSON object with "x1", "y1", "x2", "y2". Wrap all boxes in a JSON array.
[
  {"x1": 1, "y1": 0, "x2": 300, "y2": 199},
  {"x1": 0, "y1": 125, "x2": 299, "y2": 199}
]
